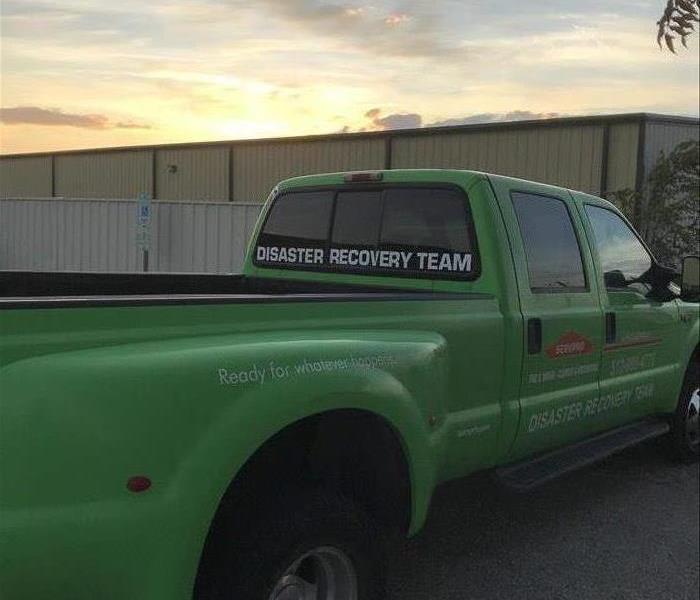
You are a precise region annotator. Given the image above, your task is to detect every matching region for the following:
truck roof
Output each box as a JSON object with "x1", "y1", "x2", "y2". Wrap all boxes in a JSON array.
[
  {"x1": 277, "y1": 169, "x2": 489, "y2": 192},
  {"x1": 276, "y1": 169, "x2": 612, "y2": 208}
]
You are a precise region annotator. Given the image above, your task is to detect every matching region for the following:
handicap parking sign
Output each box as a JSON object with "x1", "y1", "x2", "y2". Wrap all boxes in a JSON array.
[
  {"x1": 137, "y1": 192, "x2": 152, "y2": 226},
  {"x1": 136, "y1": 192, "x2": 152, "y2": 250}
]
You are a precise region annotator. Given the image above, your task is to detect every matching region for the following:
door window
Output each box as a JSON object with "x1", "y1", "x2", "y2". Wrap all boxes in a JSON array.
[
  {"x1": 511, "y1": 192, "x2": 587, "y2": 292},
  {"x1": 584, "y1": 205, "x2": 652, "y2": 291}
]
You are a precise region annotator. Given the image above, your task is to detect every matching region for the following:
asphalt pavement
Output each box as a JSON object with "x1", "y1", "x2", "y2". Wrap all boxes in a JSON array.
[{"x1": 387, "y1": 440, "x2": 699, "y2": 600}]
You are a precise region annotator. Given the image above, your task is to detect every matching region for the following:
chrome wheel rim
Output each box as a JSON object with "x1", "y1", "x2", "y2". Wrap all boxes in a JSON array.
[
  {"x1": 269, "y1": 546, "x2": 358, "y2": 600},
  {"x1": 686, "y1": 388, "x2": 700, "y2": 449}
]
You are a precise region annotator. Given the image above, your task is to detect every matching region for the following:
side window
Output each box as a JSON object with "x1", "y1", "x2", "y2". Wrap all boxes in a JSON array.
[
  {"x1": 584, "y1": 204, "x2": 652, "y2": 290},
  {"x1": 512, "y1": 192, "x2": 587, "y2": 292}
]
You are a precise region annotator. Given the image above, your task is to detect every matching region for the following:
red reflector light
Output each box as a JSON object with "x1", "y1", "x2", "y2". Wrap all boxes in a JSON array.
[
  {"x1": 127, "y1": 476, "x2": 152, "y2": 493},
  {"x1": 343, "y1": 172, "x2": 384, "y2": 183}
]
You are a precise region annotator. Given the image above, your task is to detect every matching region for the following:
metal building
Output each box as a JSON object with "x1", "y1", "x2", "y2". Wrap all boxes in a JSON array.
[
  {"x1": 0, "y1": 113, "x2": 697, "y2": 274},
  {"x1": 2, "y1": 113, "x2": 698, "y2": 203}
]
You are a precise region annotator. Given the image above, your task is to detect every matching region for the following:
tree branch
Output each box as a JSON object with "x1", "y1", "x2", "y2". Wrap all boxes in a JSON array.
[{"x1": 657, "y1": 0, "x2": 699, "y2": 52}]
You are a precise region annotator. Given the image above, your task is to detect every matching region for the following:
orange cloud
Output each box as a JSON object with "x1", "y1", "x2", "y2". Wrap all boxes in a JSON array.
[{"x1": 385, "y1": 13, "x2": 411, "y2": 26}]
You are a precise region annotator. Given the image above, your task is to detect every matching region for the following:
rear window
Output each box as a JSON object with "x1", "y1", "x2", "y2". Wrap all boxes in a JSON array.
[
  {"x1": 257, "y1": 191, "x2": 333, "y2": 254},
  {"x1": 255, "y1": 186, "x2": 479, "y2": 279},
  {"x1": 331, "y1": 191, "x2": 383, "y2": 246},
  {"x1": 381, "y1": 189, "x2": 471, "y2": 251}
]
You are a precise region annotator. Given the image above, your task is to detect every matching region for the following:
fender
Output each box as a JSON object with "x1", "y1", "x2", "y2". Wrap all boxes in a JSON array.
[
  {"x1": 679, "y1": 300, "x2": 699, "y2": 373},
  {"x1": 683, "y1": 314, "x2": 699, "y2": 359},
  {"x1": 0, "y1": 328, "x2": 449, "y2": 600},
  {"x1": 171, "y1": 330, "x2": 448, "y2": 597}
]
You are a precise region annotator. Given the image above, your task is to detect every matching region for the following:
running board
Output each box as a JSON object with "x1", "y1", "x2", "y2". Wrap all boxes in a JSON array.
[{"x1": 495, "y1": 420, "x2": 670, "y2": 492}]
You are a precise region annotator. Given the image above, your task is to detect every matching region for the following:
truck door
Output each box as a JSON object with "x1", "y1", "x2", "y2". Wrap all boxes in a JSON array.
[
  {"x1": 490, "y1": 178, "x2": 604, "y2": 459},
  {"x1": 575, "y1": 195, "x2": 682, "y2": 423}
]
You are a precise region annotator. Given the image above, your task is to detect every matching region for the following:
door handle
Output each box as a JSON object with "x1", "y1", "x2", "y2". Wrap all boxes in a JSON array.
[
  {"x1": 527, "y1": 318, "x2": 542, "y2": 355},
  {"x1": 605, "y1": 312, "x2": 616, "y2": 344}
]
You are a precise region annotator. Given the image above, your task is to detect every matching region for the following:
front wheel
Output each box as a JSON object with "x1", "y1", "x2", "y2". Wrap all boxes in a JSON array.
[{"x1": 670, "y1": 361, "x2": 700, "y2": 462}]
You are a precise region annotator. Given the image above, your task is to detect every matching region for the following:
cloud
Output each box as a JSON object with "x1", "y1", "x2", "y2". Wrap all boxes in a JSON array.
[
  {"x1": 0, "y1": 106, "x2": 109, "y2": 128},
  {"x1": 220, "y1": 0, "x2": 466, "y2": 60},
  {"x1": 114, "y1": 121, "x2": 152, "y2": 130},
  {"x1": 437, "y1": 0, "x2": 661, "y2": 39},
  {"x1": 353, "y1": 108, "x2": 564, "y2": 132},
  {"x1": 0, "y1": 106, "x2": 151, "y2": 129},
  {"x1": 385, "y1": 13, "x2": 411, "y2": 27},
  {"x1": 365, "y1": 108, "x2": 422, "y2": 130},
  {"x1": 429, "y1": 110, "x2": 564, "y2": 127}
]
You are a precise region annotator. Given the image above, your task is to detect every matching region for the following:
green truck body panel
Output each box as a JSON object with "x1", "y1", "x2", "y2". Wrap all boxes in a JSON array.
[{"x1": 0, "y1": 169, "x2": 697, "y2": 599}]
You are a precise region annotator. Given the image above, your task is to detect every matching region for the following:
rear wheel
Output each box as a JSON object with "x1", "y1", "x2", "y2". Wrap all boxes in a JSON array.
[
  {"x1": 268, "y1": 546, "x2": 358, "y2": 600},
  {"x1": 202, "y1": 490, "x2": 386, "y2": 600},
  {"x1": 670, "y1": 362, "x2": 700, "y2": 462}
]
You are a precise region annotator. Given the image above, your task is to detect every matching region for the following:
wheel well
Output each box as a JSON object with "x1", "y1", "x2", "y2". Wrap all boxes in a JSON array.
[{"x1": 194, "y1": 410, "x2": 411, "y2": 594}]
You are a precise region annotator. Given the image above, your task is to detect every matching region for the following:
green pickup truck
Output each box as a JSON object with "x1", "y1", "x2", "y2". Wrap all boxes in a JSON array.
[{"x1": 1, "y1": 169, "x2": 698, "y2": 600}]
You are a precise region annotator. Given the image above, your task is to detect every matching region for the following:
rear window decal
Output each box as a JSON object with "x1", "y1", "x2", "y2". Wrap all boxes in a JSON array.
[
  {"x1": 256, "y1": 246, "x2": 325, "y2": 266},
  {"x1": 256, "y1": 245, "x2": 473, "y2": 274}
]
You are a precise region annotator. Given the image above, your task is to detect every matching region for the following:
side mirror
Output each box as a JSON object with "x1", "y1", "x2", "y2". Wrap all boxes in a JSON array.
[
  {"x1": 649, "y1": 262, "x2": 677, "y2": 289},
  {"x1": 681, "y1": 256, "x2": 700, "y2": 301},
  {"x1": 604, "y1": 270, "x2": 628, "y2": 289}
]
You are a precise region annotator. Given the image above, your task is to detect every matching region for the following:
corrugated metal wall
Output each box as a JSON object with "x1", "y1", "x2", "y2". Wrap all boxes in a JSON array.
[
  {"x1": 54, "y1": 150, "x2": 152, "y2": 199},
  {"x1": 233, "y1": 137, "x2": 386, "y2": 203},
  {"x1": 2, "y1": 115, "x2": 698, "y2": 205},
  {"x1": 393, "y1": 125, "x2": 605, "y2": 194},
  {"x1": 0, "y1": 156, "x2": 53, "y2": 198},
  {"x1": 156, "y1": 146, "x2": 230, "y2": 201},
  {"x1": 643, "y1": 121, "x2": 700, "y2": 176},
  {"x1": 605, "y1": 122, "x2": 640, "y2": 194},
  {"x1": 0, "y1": 198, "x2": 262, "y2": 273}
]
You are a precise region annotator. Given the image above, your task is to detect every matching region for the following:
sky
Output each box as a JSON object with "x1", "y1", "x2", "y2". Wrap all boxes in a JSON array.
[{"x1": 0, "y1": 0, "x2": 698, "y2": 154}]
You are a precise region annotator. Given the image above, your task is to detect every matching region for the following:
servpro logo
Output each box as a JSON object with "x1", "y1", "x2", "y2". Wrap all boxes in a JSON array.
[{"x1": 545, "y1": 331, "x2": 594, "y2": 359}]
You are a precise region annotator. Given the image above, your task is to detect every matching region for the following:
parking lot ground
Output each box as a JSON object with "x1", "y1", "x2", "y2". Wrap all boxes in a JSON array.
[{"x1": 387, "y1": 440, "x2": 699, "y2": 600}]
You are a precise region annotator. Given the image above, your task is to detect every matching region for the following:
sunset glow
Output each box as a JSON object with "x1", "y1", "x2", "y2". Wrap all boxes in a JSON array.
[{"x1": 1, "y1": 0, "x2": 698, "y2": 154}]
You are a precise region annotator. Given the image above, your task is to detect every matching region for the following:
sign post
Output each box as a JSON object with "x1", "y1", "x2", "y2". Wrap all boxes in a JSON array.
[{"x1": 136, "y1": 192, "x2": 152, "y2": 272}]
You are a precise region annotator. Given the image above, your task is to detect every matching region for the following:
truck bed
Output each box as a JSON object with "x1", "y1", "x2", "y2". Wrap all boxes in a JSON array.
[{"x1": 0, "y1": 270, "x2": 462, "y2": 309}]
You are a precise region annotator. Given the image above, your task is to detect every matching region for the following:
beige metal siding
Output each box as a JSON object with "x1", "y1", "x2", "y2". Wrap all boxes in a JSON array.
[
  {"x1": 644, "y1": 121, "x2": 700, "y2": 174},
  {"x1": 54, "y1": 150, "x2": 152, "y2": 199},
  {"x1": 392, "y1": 125, "x2": 605, "y2": 194},
  {"x1": 233, "y1": 138, "x2": 386, "y2": 203},
  {"x1": 605, "y1": 122, "x2": 640, "y2": 194},
  {"x1": 0, "y1": 156, "x2": 52, "y2": 198},
  {"x1": 6, "y1": 116, "x2": 698, "y2": 205},
  {"x1": 155, "y1": 146, "x2": 229, "y2": 201}
]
